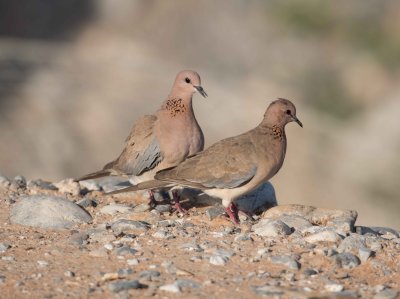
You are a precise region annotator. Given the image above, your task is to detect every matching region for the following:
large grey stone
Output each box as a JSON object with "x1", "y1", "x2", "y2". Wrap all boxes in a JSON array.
[
  {"x1": 252, "y1": 219, "x2": 292, "y2": 237},
  {"x1": 10, "y1": 195, "x2": 92, "y2": 229},
  {"x1": 262, "y1": 204, "x2": 358, "y2": 233},
  {"x1": 236, "y1": 182, "x2": 277, "y2": 214}
]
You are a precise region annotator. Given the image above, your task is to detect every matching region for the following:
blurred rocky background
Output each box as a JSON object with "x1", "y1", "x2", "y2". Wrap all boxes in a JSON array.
[{"x1": 0, "y1": 0, "x2": 399, "y2": 228}]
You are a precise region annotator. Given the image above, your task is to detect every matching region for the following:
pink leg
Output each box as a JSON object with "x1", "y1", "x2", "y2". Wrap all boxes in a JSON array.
[
  {"x1": 172, "y1": 190, "x2": 187, "y2": 214},
  {"x1": 148, "y1": 190, "x2": 157, "y2": 208},
  {"x1": 225, "y1": 202, "x2": 240, "y2": 224}
]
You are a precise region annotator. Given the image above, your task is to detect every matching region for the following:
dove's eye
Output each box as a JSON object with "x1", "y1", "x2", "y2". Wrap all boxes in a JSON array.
[
  {"x1": 286, "y1": 110, "x2": 291, "y2": 115},
  {"x1": 185, "y1": 77, "x2": 191, "y2": 84}
]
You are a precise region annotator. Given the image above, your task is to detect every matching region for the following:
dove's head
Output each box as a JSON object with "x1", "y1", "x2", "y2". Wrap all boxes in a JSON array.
[
  {"x1": 172, "y1": 70, "x2": 208, "y2": 98},
  {"x1": 263, "y1": 98, "x2": 303, "y2": 128}
]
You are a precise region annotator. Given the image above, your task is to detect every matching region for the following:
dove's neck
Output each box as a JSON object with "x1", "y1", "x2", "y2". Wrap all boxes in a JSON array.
[
  {"x1": 161, "y1": 92, "x2": 195, "y2": 118},
  {"x1": 257, "y1": 122, "x2": 286, "y2": 141}
]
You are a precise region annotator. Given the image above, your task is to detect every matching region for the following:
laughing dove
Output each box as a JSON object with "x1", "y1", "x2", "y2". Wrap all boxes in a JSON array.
[
  {"x1": 110, "y1": 98, "x2": 302, "y2": 223},
  {"x1": 77, "y1": 70, "x2": 207, "y2": 211}
]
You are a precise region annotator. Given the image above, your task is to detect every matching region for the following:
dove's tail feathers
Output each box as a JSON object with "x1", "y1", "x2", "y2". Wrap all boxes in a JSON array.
[
  {"x1": 75, "y1": 169, "x2": 112, "y2": 182},
  {"x1": 107, "y1": 180, "x2": 171, "y2": 195}
]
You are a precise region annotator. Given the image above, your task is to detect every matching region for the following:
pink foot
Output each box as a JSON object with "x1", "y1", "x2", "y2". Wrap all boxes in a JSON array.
[
  {"x1": 148, "y1": 190, "x2": 157, "y2": 208},
  {"x1": 172, "y1": 190, "x2": 187, "y2": 214},
  {"x1": 225, "y1": 203, "x2": 240, "y2": 224}
]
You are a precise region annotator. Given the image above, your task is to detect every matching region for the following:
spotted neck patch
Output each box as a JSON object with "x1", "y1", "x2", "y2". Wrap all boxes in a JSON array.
[
  {"x1": 270, "y1": 125, "x2": 284, "y2": 140},
  {"x1": 165, "y1": 98, "x2": 187, "y2": 117}
]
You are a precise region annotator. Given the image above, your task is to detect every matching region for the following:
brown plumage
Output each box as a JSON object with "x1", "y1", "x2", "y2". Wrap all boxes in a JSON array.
[
  {"x1": 110, "y1": 98, "x2": 302, "y2": 223},
  {"x1": 77, "y1": 70, "x2": 207, "y2": 210}
]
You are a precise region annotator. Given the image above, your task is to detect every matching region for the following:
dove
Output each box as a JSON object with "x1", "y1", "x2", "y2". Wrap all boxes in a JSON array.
[
  {"x1": 109, "y1": 98, "x2": 302, "y2": 223},
  {"x1": 77, "y1": 70, "x2": 207, "y2": 212}
]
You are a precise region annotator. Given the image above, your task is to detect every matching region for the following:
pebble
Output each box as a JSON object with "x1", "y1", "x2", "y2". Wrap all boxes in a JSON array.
[
  {"x1": 175, "y1": 279, "x2": 201, "y2": 289},
  {"x1": 37, "y1": 260, "x2": 48, "y2": 267},
  {"x1": 112, "y1": 246, "x2": 138, "y2": 256},
  {"x1": 54, "y1": 178, "x2": 81, "y2": 196},
  {"x1": 252, "y1": 285, "x2": 285, "y2": 296},
  {"x1": 111, "y1": 219, "x2": 150, "y2": 235},
  {"x1": 76, "y1": 198, "x2": 98, "y2": 208},
  {"x1": 108, "y1": 280, "x2": 146, "y2": 293},
  {"x1": 133, "y1": 203, "x2": 151, "y2": 213},
  {"x1": 374, "y1": 289, "x2": 399, "y2": 299},
  {"x1": 270, "y1": 255, "x2": 300, "y2": 270},
  {"x1": 78, "y1": 180, "x2": 101, "y2": 192},
  {"x1": 13, "y1": 175, "x2": 27, "y2": 189},
  {"x1": 69, "y1": 232, "x2": 89, "y2": 246},
  {"x1": 205, "y1": 205, "x2": 225, "y2": 220},
  {"x1": 0, "y1": 243, "x2": 11, "y2": 253},
  {"x1": 252, "y1": 219, "x2": 292, "y2": 237},
  {"x1": 138, "y1": 270, "x2": 161, "y2": 281},
  {"x1": 127, "y1": 259, "x2": 139, "y2": 266},
  {"x1": 209, "y1": 255, "x2": 229, "y2": 266},
  {"x1": 159, "y1": 283, "x2": 181, "y2": 293},
  {"x1": 304, "y1": 230, "x2": 342, "y2": 243},
  {"x1": 0, "y1": 175, "x2": 11, "y2": 188},
  {"x1": 335, "y1": 252, "x2": 361, "y2": 269},
  {"x1": 2, "y1": 256, "x2": 14, "y2": 261},
  {"x1": 10, "y1": 195, "x2": 92, "y2": 229},
  {"x1": 152, "y1": 230, "x2": 174, "y2": 239},
  {"x1": 100, "y1": 204, "x2": 133, "y2": 215},
  {"x1": 155, "y1": 204, "x2": 171, "y2": 213},
  {"x1": 358, "y1": 247, "x2": 374, "y2": 262},
  {"x1": 325, "y1": 283, "x2": 344, "y2": 292},
  {"x1": 64, "y1": 271, "x2": 75, "y2": 277}
]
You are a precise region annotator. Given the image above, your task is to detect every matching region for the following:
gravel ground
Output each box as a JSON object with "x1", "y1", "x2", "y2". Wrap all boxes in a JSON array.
[{"x1": 0, "y1": 175, "x2": 399, "y2": 299}]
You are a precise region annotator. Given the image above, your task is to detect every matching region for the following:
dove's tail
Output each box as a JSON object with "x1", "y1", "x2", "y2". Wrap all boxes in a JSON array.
[
  {"x1": 107, "y1": 180, "x2": 170, "y2": 195},
  {"x1": 75, "y1": 169, "x2": 112, "y2": 182}
]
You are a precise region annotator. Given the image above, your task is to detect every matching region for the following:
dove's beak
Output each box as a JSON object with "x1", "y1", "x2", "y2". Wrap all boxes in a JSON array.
[
  {"x1": 292, "y1": 115, "x2": 303, "y2": 128},
  {"x1": 194, "y1": 86, "x2": 208, "y2": 98}
]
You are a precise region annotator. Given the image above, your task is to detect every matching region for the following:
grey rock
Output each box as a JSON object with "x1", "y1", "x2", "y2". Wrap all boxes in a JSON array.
[
  {"x1": 358, "y1": 247, "x2": 374, "y2": 262},
  {"x1": 179, "y1": 242, "x2": 204, "y2": 252},
  {"x1": 279, "y1": 215, "x2": 312, "y2": 230},
  {"x1": 0, "y1": 175, "x2": 11, "y2": 188},
  {"x1": 152, "y1": 230, "x2": 174, "y2": 239},
  {"x1": 157, "y1": 220, "x2": 175, "y2": 227},
  {"x1": 209, "y1": 255, "x2": 229, "y2": 266},
  {"x1": 54, "y1": 178, "x2": 81, "y2": 196},
  {"x1": 234, "y1": 233, "x2": 252, "y2": 242},
  {"x1": 133, "y1": 203, "x2": 151, "y2": 213},
  {"x1": 27, "y1": 179, "x2": 57, "y2": 190},
  {"x1": 262, "y1": 204, "x2": 357, "y2": 233},
  {"x1": 252, "y1": 285, "x2": 285, "y2": 296},
  {"x1": 252, "y1": 219, "x2": 292, "y2": 237},
  {"x1": 111, "y1": 219, "x2": 150, "y2": 235},
  {"x1": 0, "y1": 243, "x2": 11, "y2": 253},
  {"x1": 303, "y1": 269, "x2": 318, "y2": 276},
  {"x1": 64, "y1": 270, "x2": 75, "y2": 277},
  {"x1": 127, "y1": 259, "x2": 139, "y2": 266},
  {"x1": 69, "y1": 232, "x2": 89, "y2": 246},
  {"x1": 325, "y1": 283, "x2": 344, "y2": 292},
  {"x1": 76, "y1": 198, "x2": 98, "y2": 208},
  {"x1": 117, "y1": 268, "x2": 134, "y2": 276},
  {"x1": 78, "y1": 180, "x2": 101, "y2": 192},
  {"x1": 113, "y1": 246, "x2": 138, "y2": 256},
  {"x1": 206, "y1": 205, "x2": 225, "y2": 220},
  {"x1": 155, "y1": 204, "x2": 171, "y2": 213},
  {"x1": 369, "y1": 227, "x2": 400, "y2": 238},
  {"x1": 175, "y1": 279, "x2": 201, "y2": 289},
  {"x1": 159, "y1": 283, "x2": 181, "y2": 293},
  {"x1": 338, "y1": 234, "x2": 368, "y2": 253},
  {"x1": 2, "y1": 256, "x2": 14, "y2": 261},
  {"x1": 305, "y1": 230, "x2": 342, "y2": 243},
  {"x1": 236, "y1": 182, "x2": 277, "y2": 214},
  {"x1": 13, "y1": 175, "x2": 27, "y2": 189},
  {"x1": 100, "y1": 204, "x2": 132, "y2": 215},
  {"x1": 270, "y1": 255, "x2": 300, "y2": 270},
  {"x1": 108, "y1": 280, "x2": 146, "y2": 293},
  {"x1": 374, "y1": 289, "x2": 399, "y2": 299},
  {"x1": 10, "y1": 195, "x2": 92, "y2": 229},
  {"x1": 335, "y1": 252, "x2": 361, "y2": 269},
  {"x1": 138, "y1": 270, "x2": 161, "y2": 281}
]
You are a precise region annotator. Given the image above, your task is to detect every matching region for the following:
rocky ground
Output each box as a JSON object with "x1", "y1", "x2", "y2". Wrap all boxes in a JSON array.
[{"x1": 0, "y1": 175, "x2": 399, "y2": 299}]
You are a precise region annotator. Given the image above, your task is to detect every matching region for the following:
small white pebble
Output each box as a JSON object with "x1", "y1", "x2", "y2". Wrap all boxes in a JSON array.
[{"x1": 325, "y1": 283, "x2": 344, "y2": 292}]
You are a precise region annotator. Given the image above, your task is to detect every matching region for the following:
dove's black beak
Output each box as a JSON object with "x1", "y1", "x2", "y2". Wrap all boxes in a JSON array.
[
  {"x1": 194, "y1": 86, "x2": 208, "y2": 98},
  {"x1": 292, "y1": 115, "x2": 303, "y2": 128}
]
